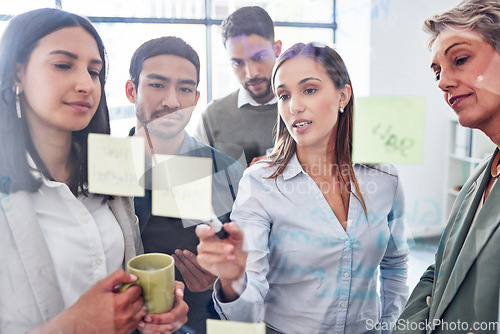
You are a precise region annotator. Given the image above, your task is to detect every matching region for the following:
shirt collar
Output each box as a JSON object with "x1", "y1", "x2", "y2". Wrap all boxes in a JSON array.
[
  {"x1": 237, "y1": 88, "x2": 277, "y2": 108},
  {"x1": 26, "y1": 142, "x2": 83, "y2": 189},
  {"x1": 177, "y1": 132, "x2": 201, "y2": 155},
  {"x1": 282, "y1": 153, "x2": 304, "y2": 180},
  {"x1": 27, "y1": 153, "x2": 40, "y2": 177},
  {"x1": 281, "y1": 153, "x2": 360, "y2": 181},
  {"x1": 27, "y1": 153, "x2": 66, "y2": 189},
  {"x1": 144, "y1": 131, "x2": 193, "y2": 168}
]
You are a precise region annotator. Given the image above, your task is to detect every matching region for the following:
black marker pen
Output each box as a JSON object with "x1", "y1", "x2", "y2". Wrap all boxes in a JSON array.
[{"x1": 206, "y1": 213, "x2": 229, "y2": 239}]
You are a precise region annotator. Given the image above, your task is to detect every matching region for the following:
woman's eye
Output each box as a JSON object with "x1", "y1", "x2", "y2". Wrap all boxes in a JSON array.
[
  {"x1": 89, "y1": 70, "x2": 100, "y2": 78},
  {"x1": 304, "y1": 88, "x2": 316, "y2": 94},
  {"x1": 55, "y1": 63, "x2": 71, "y2": 70},
  {"x1": 455, "y1": 56, "x2": 469, "y2": 66},
  {"x1": 434, "y1": 72, "x2": 440, "y2": 81},
  {"x1": 278, "y1": 94, "x2": 289, "y2": 101}
]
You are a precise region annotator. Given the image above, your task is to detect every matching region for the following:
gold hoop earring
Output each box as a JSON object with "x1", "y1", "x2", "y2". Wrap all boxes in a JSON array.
[{"x1": 15, "y1": 86, "x2": 22, "y2": 119}]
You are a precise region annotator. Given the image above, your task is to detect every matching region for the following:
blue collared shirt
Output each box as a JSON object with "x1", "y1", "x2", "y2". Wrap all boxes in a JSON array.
[{"x1": 214, "y1": 154, "x2": 409, "y2": 334}]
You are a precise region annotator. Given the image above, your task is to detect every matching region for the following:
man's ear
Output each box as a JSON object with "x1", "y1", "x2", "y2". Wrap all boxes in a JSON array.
[
  {"x1": 274, "y1": 40, "x2": 283, "y2": 58},
  {"x1": 195, "y1": 91, "x2": 200, "y2": 106},
  {"x1": 125, "y1": 80, "x2": 136, "y2": 103}
]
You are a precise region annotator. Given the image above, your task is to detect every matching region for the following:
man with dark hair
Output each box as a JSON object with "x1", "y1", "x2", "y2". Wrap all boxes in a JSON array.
[
  {"x1": 126, "y1": 36, "x2": 243, "y2": 334},
  {"x1": 193, "y1": 6, "x2": 282, "y2": 165}
]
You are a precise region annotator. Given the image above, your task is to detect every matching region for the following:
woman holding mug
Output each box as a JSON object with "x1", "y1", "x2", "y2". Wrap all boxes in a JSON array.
[
  {"x1": 197, "y1": 42, "x2": 409, "y2": 333},
  {"x1": 0, "y1": 8, "x2": 187, "y2": 333}
]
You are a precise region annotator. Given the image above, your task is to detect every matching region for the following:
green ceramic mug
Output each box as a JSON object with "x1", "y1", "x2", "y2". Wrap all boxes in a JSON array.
[{"x1": 120, "y1": 253, "x2": 175, "y2": 314}]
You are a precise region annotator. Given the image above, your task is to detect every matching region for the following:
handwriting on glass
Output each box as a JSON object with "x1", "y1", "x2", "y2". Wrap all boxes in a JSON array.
[{"x1": 372, "y1": 123, "x2": 414, "y2": 157}]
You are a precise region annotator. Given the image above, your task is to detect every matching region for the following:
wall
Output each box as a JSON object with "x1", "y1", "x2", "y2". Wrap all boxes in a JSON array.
[
  {"x1": 337, "y1": 0, "x2": 462, "y2": 237},
  {"x1": 370, "y1": 0, "x2": 462, "y2": 237}
]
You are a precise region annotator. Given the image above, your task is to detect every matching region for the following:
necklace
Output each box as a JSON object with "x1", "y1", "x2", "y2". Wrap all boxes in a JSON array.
[{"x1": 491, "y1": 150, "x2": 500, "y2": 178}]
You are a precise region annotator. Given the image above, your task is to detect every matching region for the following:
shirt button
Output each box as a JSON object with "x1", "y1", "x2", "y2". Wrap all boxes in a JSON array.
[
  {"x1": 340, "y1": 302, "x2": 347, "y2": 309},
  {"x1": 344, "y1": 240, "x2": 350, "y2": 247},
  {"x1": 95, "y1": 258, "x2": 102, "y2": 265},
  {"x1": 82, "y1": 217, "x2": 89, "y2": 224},
  {"x1": 343, "y1": 272, "x2": 350, "y2": 278}
]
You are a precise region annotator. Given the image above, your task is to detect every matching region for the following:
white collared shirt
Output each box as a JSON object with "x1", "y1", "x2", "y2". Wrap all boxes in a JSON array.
[
  {"x1": 237, "y1": 87, "x2": 277, "y2": 108},
  {"x1": 32, "y1": 175, "x2": 124, "y2": 308},
  {"x1": 214, "y1": 154, "x2": 409, "y2": 333}
]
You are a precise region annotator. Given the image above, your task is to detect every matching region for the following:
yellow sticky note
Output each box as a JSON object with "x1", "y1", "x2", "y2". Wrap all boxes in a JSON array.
[
  {"x1": 88, "y1": 134, "x2": 145, "y2": 197},
  {"x1": 152, "y1": 154, "x2": 212, "y2": 221},
  {"x1": 206, "y1": 319, "x2": 266, "y2": 334},
  {"x1": 352, "y1": 96, "x2": 425, "y2": 164}
]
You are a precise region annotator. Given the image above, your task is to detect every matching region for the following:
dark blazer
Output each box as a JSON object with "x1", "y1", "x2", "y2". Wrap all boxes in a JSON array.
[
  {"x1": 394, "y1": 149, "x2": 500, "y2": 334},
  {"x1": 0, "y1": 192, "x2": 142, "y2": 333}
]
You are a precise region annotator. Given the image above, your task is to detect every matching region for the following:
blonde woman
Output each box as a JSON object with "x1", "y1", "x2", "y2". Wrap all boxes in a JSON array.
[{"x1": 394, "y1": 1, "x2": 500, "y2": 333}]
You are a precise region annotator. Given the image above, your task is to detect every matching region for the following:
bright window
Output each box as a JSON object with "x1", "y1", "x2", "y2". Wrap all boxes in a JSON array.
[{"x1": 1, "y1": 1, "x2": 355, "y2": 137}]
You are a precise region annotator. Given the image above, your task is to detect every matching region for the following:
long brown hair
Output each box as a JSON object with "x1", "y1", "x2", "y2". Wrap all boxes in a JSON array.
[
  {"x1": 267, "y1": 42, "x2": 367, "y2": 215},
  {"x1": 0, "y1": 8, "x2": 110, "y2": 195}
]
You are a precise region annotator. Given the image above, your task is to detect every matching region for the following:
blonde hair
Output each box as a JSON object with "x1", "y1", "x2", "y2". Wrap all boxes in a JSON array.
[{"x1": 424, "y1": 0, "x2": 500, "y2": 51}]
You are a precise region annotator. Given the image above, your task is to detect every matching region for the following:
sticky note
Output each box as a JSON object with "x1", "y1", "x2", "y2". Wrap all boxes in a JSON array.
[
  {"x1": 88, "y1": 134, "x2": 145, "y2": 197},
  {"x1": 206, "y1": 319, "x2": 266, "y2": 334},
  {"x1": 152, "y1": 154, "x2": 212, "y2": 221},
  {"x1": 352, "y1": 96, "x2": 425, "y2": 164}
]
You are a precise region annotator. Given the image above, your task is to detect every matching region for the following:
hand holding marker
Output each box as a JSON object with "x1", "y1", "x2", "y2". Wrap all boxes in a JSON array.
[{"x1": 206, "y1": 212, "x2": 229, "y2": 239}]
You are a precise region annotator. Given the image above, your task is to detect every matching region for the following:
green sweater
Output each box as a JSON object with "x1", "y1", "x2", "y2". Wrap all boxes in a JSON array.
[{"x1": 194, "y1": 89, "x2": 277, "y2": 165}]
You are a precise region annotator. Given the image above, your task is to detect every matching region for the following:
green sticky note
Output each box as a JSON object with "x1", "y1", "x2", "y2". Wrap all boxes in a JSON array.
[
  {"x1": 88, "y1": 134, "x2": 145, "y2": 197},
  {"x1": 352, "y1": 96, "x2": 425, "y2": 164},
  {"x1": 152, "y1": 154, "x2": 212, "y2": 221},
  {"x1": 206, "y1": 319, "x2": 266, "y2": 334}
]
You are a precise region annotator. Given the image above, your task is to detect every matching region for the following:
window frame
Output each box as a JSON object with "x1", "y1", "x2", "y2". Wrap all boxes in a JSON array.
[{"x1": 0, "y1": 0, "x2": 336, "y2": 103}]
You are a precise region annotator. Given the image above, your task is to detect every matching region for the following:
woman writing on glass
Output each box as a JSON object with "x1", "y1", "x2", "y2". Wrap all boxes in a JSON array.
[
  {"x1": 394, "y1": 1, "x2": 500, "y2": 332},
  {"x1": 0, "y1": 8, "x2": 187, "y2": 333},
  {"x1": 197, "y1": 42, "x2": 409, "y2": 333}
]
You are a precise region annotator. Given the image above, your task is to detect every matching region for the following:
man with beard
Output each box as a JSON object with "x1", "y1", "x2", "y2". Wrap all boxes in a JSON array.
[
  {"x1": 126, "y1": 36, "x2": 244, "y2": 334},
  {"x1": 193, "y1": 6, "x2": 282, "y2": 165}
]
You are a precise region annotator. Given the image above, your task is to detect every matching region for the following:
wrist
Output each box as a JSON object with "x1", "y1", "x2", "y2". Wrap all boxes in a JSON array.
[{"x1": 220, "y1": 272, "x2": 245, "y2": 302}]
